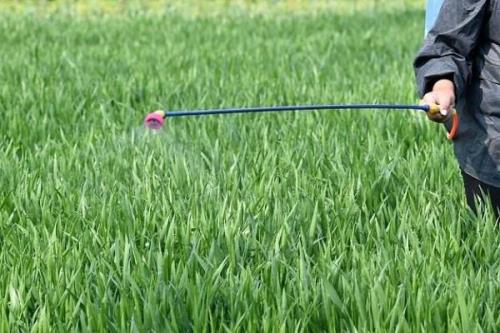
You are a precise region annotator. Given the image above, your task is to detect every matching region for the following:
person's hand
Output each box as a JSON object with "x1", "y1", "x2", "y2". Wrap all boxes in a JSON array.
[{"x1": 421, "y1": 79, "x2": 455, "y2": 123}]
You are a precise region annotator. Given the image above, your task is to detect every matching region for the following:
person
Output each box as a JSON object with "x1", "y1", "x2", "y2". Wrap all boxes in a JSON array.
[{"x1": 414, "y1": 0, "x2": 500, "y2": 217}]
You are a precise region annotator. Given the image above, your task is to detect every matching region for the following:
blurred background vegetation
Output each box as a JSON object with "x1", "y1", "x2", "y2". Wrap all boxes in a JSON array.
[{"x1": 1, "y1": 0, "x2": 426, "y2": 16}]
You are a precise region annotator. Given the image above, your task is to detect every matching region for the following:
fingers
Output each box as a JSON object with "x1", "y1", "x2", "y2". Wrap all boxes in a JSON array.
[
  {"x1": 434, "y1": 90, "x2": 455, "y2": 117},
  {"x1": 421, "y1": 92, "x2": 447, "y2": 122},
  {"x1": 421, "y1": 79, "x2": 456, "y2": 123},
  {"x1": 422, "y1": 92, "x2": 438, "y2": 107}
]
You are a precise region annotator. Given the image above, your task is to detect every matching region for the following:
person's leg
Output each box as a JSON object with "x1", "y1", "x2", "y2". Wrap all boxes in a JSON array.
[{"x1": 461, "y1": 170, "x2": 500, "y2": 218}]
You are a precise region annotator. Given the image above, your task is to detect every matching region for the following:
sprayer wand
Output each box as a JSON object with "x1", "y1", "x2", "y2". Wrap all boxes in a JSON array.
[{"x1": 144, "y1": 103, "x2": 459, "y2": 140}]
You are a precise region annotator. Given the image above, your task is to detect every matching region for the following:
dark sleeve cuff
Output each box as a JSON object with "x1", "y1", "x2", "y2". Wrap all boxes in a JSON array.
[{"x1": 415, "y1": 55, "x2": 465, "y2": 98}]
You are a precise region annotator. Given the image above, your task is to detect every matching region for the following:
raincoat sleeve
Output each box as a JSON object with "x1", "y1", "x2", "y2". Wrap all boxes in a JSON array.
[{"x1": 414, "y1": 0, "x2": 489, "y2": 98}]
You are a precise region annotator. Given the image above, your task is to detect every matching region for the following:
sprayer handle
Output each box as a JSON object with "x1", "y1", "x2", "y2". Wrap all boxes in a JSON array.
[
  {"x1": 447, "y1": 111, "x2": 459, "y2": 140},
  {"x1": 427, "y1": 103, "x2": 459, "y2": 141}
]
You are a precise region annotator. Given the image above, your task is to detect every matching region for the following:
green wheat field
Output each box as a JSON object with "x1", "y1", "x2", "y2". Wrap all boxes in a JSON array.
[{"x1": 1, "y1": 0, "x2": 499, "y2": 331}]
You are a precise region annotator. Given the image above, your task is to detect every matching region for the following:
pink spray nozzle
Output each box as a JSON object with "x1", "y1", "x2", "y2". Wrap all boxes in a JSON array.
[{"x1": 144, "y1": 111, "x2": 165, "y2": 130}]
